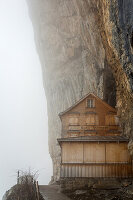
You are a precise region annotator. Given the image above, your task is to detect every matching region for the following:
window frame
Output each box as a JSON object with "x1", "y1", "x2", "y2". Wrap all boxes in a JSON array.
[
  {"x1": 105, "y1": 114, "x2": 117, "y2": 126},
  {"x1": 69, "y1": 117, "x2": 79, "y2": 125},
  {"x1": 86, "y1": 114, "x2": 96, "y2": 125},
  {"x1": 86, "y1": 98, "x2": 95, "y2": 108}
]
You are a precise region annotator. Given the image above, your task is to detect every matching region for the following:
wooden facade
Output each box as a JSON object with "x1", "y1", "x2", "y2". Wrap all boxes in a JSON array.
[
  {"x1": 58, "y1": 93, "x2": 133, "y2": 178},
  {"x1": 60, "y1": 163, "x2": 133, "y2": 178}
]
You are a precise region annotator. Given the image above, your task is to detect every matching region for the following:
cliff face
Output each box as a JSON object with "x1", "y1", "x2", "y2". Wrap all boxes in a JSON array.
[{"x1": 26, "y1": 0, "x2": 133, "y2": 180}]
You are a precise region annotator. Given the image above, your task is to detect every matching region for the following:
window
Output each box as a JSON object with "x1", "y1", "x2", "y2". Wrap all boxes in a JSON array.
[
  {"x1": 87, "y1": 98, "x2": 95, "y2": 108},
  {"x1": 69, "y1": 117, "x2": 78, "y2": 125},
  {"x1": 105, "y1": 114, "x2": 116, "y2": 125},
  {"x1": 86, "y1": 114, "x2": 95, "y2": 125},
  {"x1": 86, "y1": 114, "x2": 99, "y2": 125}
]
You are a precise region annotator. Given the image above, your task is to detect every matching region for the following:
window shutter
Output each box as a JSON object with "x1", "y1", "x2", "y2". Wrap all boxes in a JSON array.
[
  {"x1": 105, "y1": 114, "x2": 116, "y2": 125},
  {"x1": 69, "y1": 117, "x2": 78, "y2": 125},
  {"x1": 86, "y1": 114, "x2": 98, "y2": 125}
]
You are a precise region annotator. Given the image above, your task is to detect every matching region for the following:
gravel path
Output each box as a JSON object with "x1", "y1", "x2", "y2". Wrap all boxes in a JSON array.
[{"x1": 39, "y1": 185, "x2": 71, "y2": 200}]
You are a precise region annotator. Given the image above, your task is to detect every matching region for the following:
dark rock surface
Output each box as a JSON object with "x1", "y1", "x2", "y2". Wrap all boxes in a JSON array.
[
  {"x1": 26, "y1": 0, "x2": 133, "y2": 180},
  {"x1": 65, "y1": 181, "x2": 133, "y2": 200}
]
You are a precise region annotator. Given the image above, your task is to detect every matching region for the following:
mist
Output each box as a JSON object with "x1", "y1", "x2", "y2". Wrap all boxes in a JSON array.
[{"x1": 0, "y1": 0, "x2": 52, "y2": 199}]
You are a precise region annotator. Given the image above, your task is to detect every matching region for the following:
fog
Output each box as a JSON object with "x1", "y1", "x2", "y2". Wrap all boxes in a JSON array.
[{"x1": 0, "y1": 0, "x2": 52, "y2": 199}]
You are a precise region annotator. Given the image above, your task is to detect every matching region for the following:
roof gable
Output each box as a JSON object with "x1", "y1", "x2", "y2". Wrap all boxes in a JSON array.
[{"x1": 59, "y1": 93, "x2": 116, "y2": 116}]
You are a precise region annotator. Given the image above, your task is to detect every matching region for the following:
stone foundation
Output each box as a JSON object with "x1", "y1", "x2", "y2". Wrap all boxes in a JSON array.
[{"x1": 60, "y1": 177, "x2": 133, "y2": 191}]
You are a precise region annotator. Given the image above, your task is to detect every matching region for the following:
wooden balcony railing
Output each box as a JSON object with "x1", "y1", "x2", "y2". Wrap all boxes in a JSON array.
[{"x1": 69, "y1": 125, "x2": 120, "y2": 131}]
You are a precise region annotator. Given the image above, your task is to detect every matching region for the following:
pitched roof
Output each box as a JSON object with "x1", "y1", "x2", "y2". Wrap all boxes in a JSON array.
[
  {"x1": 59, "y1": 93, "x2": 116, "y2": 116},
  {"x1": 57, "y1": 135, "x2": 129, "y2": 143}
]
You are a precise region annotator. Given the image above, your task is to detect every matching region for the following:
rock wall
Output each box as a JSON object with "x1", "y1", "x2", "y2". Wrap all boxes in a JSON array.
[
  {"x1": 61, "y1": 178, "x2": 133, "y2": 200},
  {"x1": 26, "y1": 0, "x2": 133, "y2": 180},
  {"x1": 98, "y1": 0, "x2": 133, "y2": 138}
]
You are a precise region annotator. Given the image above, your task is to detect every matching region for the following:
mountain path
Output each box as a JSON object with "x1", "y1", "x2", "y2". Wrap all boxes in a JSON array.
[{"x1": 39, "y1": 185, "x2": 71, "y2": 200}]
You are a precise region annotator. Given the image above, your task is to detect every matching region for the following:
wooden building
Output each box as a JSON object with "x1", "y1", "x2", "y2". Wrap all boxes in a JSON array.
[{"x1": 58, "y1": 93, "x2": 133, "y2": 178}]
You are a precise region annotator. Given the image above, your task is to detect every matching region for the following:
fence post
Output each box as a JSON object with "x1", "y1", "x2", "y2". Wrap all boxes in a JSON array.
[
  {"x1": 34, "y1": 181, "x2": 37, "y2": 200},
  {"x1": 36, "y1": 181, "x2": 39, "y2": 200},
  {"x1": 17, "y1": 170, "x2": 20, "y2": 184}
]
